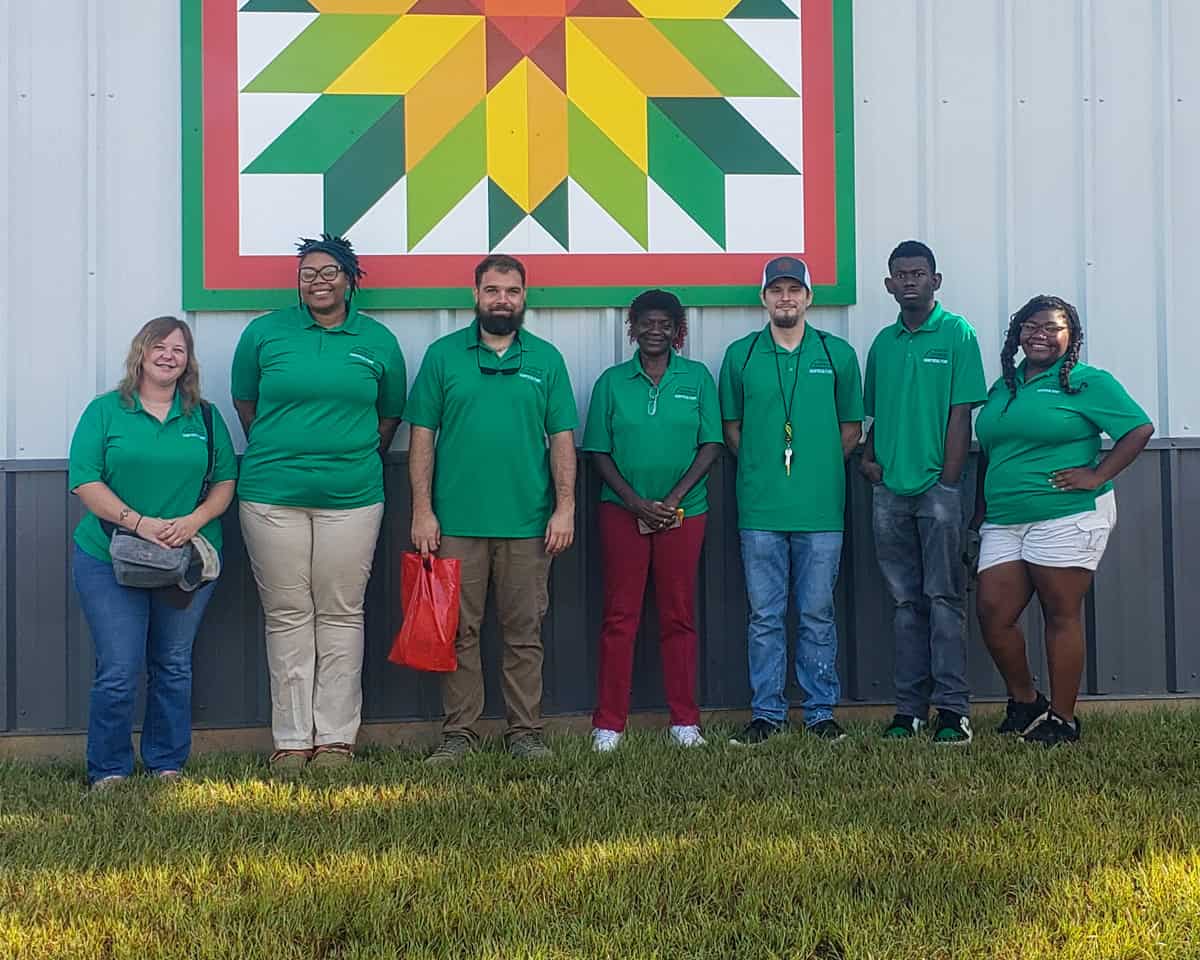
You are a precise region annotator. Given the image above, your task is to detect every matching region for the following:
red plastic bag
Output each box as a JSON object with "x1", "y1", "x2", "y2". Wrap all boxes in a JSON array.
[{"x1": 389, "y1": 552, "x2": 460, "y2": 672}]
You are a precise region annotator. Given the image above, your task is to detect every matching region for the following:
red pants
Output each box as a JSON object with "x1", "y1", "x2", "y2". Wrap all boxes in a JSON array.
[{"x1": 592, "y1": 502, "x2": 707, "y2": 731}]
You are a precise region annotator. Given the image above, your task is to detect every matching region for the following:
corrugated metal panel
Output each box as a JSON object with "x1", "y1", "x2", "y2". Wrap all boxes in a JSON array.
[
  {"x1": 0, "y1": 448, "x2": 1191, "y2": 735},
  {"x1": 4, "y1": 1, "x2": 1200, "y2": 457}
]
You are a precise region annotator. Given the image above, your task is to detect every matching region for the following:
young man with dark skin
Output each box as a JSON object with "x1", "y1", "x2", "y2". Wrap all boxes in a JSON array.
[
  {"x1": 860, "y1": 240, "x2": 987, "y2": 745},
  {"x1": 406, "y1": 255, "x2": 578, "y2": 763}
]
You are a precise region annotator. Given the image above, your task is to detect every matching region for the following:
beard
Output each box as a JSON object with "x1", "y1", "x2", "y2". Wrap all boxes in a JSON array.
[
  {"x1": 771, "y1": 309, "x2": 800, "y2": 328},
  {"x1": 477, "y1": 305, "x2": 526, "y2": 336}
]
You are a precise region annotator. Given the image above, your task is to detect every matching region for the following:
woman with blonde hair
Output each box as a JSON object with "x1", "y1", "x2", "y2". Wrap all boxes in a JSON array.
[{"x1": 69, "y1": 316, "x2": 237, "y2": 790}]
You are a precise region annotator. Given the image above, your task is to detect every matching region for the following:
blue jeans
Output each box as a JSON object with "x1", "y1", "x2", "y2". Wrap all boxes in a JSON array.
[
  {"x1": 872, "y1": 482, "x2": 969, "y2": 717},
  {"x1": 72, "y1": 545, "x2": 217, "y2": 782},
  {"x1": 739, "y1": 530, "x2": 844, "y2": 726}
]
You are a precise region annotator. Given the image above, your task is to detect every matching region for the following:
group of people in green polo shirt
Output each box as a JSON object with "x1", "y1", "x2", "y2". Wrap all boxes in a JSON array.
[{"x1": 68, "y1": 235, "x2": 1154, "y2": 789}]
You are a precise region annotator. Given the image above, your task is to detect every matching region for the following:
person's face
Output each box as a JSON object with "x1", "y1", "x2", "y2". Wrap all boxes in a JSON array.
[
  {"x1": 474, "y1": 268, "x2": 527, "y2": 335},
  {"x1": 298, "y1": 251, "x2": 349, "y2": 313},
  {"x1": 141, "y1": 328, "x2": 189, "y2": 389},
  {"x1": 632, "y1": 309, "x2": 677, "y2": 357},
  {"x1": 884, "y1": 256, "x2": 941, "y2": 309},
  {"x1": 761, "y1": 278, "x2": 812, "y2": 328},
  {"x1": 1019, "y1": 308, "x2": 1071, "y2": 366}
]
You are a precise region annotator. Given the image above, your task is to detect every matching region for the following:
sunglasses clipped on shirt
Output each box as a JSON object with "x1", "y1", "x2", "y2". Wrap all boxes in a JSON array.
[{"x1": 476, "y1": 335, "x2": 524, "y2": 376}]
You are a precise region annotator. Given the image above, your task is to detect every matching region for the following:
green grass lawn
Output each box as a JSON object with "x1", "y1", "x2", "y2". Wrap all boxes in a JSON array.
[{"x1": 2, "y1": 710, "x2": 1200, "y2": 960}]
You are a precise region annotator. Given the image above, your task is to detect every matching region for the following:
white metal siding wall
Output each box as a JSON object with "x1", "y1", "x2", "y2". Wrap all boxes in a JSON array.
[{"x1": 3, "y1": 0, "x2": 1199, "y2": 459}]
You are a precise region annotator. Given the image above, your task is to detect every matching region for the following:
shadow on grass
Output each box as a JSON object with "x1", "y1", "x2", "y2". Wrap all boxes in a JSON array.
[{"x1": 2, "y1": 712, "x2": 1200, "y2": 959}]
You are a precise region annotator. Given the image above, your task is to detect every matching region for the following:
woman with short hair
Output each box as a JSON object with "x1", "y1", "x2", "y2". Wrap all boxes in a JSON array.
[
  {"x1": 971, "y1": 295, "x2": 1153, "y2": 746},
  {"x1": 232, "y1": 234, "x2": 407, "y2": 773},
  {"x1": 583, "y1": 289, "x2": 723, "y2": 752},
  {"x1": 70, "y1": 316, "x2": 237, "y2": 790}
]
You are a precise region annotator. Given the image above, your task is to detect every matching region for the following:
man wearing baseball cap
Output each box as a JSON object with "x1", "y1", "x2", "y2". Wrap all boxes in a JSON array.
[{"x1": 718, "y1": 256, "x2": 864, "y2": 744}]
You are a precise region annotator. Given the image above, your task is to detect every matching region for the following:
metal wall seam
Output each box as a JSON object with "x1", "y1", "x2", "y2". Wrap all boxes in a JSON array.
[
  {"x1": 1153, "y1": 0, "x2": 1175, "y2": 436},
  {"x1": 1078, "y1": 0, "x2": 1096, "y2": 366}
]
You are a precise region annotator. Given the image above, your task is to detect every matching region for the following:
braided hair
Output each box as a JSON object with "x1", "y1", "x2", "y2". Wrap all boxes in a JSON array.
[
  {"x1": 1000, "y1": 294, "x2": 1084, "y2": 410},
  {"x1": 296, "y1": 233, "x2": 365, "y2": 300},
  {"x1": 626, "y1": 288, "x2": 688, "y2": 351}
]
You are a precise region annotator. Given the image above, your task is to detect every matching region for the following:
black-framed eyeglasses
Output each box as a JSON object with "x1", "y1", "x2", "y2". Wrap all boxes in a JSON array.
[
  {"x1": 476, "y1": 336, "x2": 523, "y2": 376},
  {"x1": 299, "y1": 264, "x2": 343, "y2": 283}
]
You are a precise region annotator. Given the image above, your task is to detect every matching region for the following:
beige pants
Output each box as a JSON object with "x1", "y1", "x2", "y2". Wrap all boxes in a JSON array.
[
  {"x1": 437, "y1": 536, "x2": 552, "y2": 740},
  {"x1": 240, "y1": 500, "x2": 384, "y2": 750}
]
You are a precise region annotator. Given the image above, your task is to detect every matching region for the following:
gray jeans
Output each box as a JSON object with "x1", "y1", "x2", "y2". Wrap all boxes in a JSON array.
[{"x1": 872, "y1": 481, "x2": 969, "y2": 717}]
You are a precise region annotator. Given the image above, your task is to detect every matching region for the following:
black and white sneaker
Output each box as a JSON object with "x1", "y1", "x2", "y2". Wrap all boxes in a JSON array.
[
  {"x1": 931, "y1": 709, "x2": 973, "y2": 746},
  {"x1": 729, "y1": 718, "x2": 783, "y2": 746},
  {"x1": 1020, "y1": 709, "x2": 1081, "y2": 747},
  {"x1": 807, "y1": 719, "x2": 847, "y2": 742},
  {"x1": 997, "y1": 692, "x2": 1051, "y2": 735}
]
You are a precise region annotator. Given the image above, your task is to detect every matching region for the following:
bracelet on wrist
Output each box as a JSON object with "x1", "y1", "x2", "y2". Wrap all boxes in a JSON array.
[{"x1": 133, "y1": 515, "x2": 143, "y2": 534}]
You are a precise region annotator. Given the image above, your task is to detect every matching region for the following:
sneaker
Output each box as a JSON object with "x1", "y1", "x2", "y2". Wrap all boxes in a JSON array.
[
  {"x1": 425, "y1": 733, "x2": 475, "y2": 765},
  {"x1": 591, "y1": 728, "x2": 623, "y2": 753},
  {"x1": 882, "y1": 714, "x2": 925, "y2": 739},
  {"x1": 309, "y1": 743, "x2": 355, "y2": 769},
  {"x1": 153, "y1": 770, "x2": 183, "y2": 782},
  {"x1": 997, "y1": 692, "x2": 1051, "y2": 735},
  {"x1": 932, "y1": 710, "x2": 973, "y2": 746},
  {"x1": 669, "y1": 725, "x2": 707, "y2": 748},
  {"x1": 509, "y1": 732, "x2": 552, "y2": 760},
  {"x1": 729, "y1": 718, "x2": 782, "y2": 746},
  {"x1": 89, "y1": 775, "x2": 127, "y2": 794},
  {"x1": 807, "y1": 719, "x2": 847, "y2": 742},
  {"x1": 1020, "y1": 710, "x2": 1081, "y2": 747}
]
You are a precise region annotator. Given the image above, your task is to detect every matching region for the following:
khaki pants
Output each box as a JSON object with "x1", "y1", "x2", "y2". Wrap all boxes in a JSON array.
[
  {"x1": 240, "y1": 500, "x2": 384, "y2": 750},
  {"x1": 437, "y1": 536, "x2": 552, "y2": 740}
]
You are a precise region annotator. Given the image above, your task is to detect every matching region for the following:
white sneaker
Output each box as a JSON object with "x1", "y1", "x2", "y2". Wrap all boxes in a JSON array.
[
  {"x1": 591, "y1": 728, "x2": 623, "y2": 753},
  {"x1": 669, "y1": 725, "x2": 707, "y2": 747}
]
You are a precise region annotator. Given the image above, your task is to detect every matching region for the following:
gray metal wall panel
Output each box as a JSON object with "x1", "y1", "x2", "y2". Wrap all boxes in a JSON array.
[
  {"x1": 0, "y1": 449, "x2": 1187, "y2": 734},
  {"x1": 1090, "y1": 455, "x2": 1169, "y2": 695},
  {"x1": 1169, "y1": 448, "x2": 1200, "y2": 692}
]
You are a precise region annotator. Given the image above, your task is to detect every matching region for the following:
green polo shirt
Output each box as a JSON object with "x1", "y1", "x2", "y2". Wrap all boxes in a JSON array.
[
  {"x1": 582, "y1": 350, "x2": 723, "y2": 517},
  {"x1": 863, "y1": 303, "x2": 987, "y2": 496},
  {"x1": 974, "y1": 356, "x2": 1152, "y2": 525},
  {"x1": 405, "y1": 322, "x2": 578, "y2": 538},
  {"x1": 719, "y1": 324, "x2": 864, "y2": 532},
  {"x1": 68, "y1": 391, "x2": 238, "y2": 563},
  {"x1": 231, "y1": 304, "x2": 407, "y2": 510}
]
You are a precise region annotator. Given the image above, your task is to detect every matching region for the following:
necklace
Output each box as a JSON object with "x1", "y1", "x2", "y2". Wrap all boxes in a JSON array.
[{"x1": 771, "y1": 332, "x2": 804, "y2": 477}]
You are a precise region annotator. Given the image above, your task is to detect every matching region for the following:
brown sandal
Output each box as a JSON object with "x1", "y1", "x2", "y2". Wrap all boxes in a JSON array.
[
  {"x1": 269, "y1": 749, "x2": 311, "y2": 775},
  {"x1": 309, "y1": 743, "x2": 354, "y2": 769}
]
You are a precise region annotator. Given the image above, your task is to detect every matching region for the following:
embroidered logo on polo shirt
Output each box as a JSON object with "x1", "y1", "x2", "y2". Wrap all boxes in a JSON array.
[
  {"x1": 348, "y1": 350, "x2": 381, "y2": 370},
  {"x1": 673, "y1": 385, "x2": 700, "y2": 400},
  {"x1": 180, "y1": 431, "x2": 207, "y2": 441},
  {"x1": 808, "y1": 359, "x2": 834, "y2": 375},
  {"x1": 1037, "y1": 388, "x2": 1062, "y2": 394},
  {"x1": 520, "y1": 364, "x2": 546, "y2": 384},
  {"x1": 923, "y1": 348, "x2": 950, "y2": 365}
]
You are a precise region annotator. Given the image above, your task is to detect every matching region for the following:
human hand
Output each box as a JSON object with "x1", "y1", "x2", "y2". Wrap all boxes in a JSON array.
[
  {"x1": 544, "y1": 507, "x2": 575, "y2": 555},
  {"x1": 860, "y1": 460, "x2": 883, "y2": 485},
  {"x1": 411, "y1": 509, "x2": 441, "y2": 557},
  {"x1": 160, "y1": 513, "x2": 203, "y2": 548},
  {"x1": 1050, "y1": 467, "x2": 1103, "y2": 492}
]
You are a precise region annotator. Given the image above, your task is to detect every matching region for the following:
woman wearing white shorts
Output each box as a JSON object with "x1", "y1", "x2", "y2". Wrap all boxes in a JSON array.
[{"x1": 969, "y1": 295, "x2": 1153, "y2": 746}]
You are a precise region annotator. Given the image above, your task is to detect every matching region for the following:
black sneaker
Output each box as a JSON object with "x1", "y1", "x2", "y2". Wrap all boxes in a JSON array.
[
  {"x1": 931, "y1": 709, "x2": 973, "y2": 746},
  {"x1": 807, "y1": 719, "x2": 847, "y2": 742},
  {"x1": 882, "y1": 714, "x2": 925, "y2": 739},
  {"x1": 729, "y1": 718, "x2": 782, "y2": 746},
  {"x1": 1020, "y1": 710, "x2": 1081, "y2": 747},
  {"x1": 997, "y1": 692, "x2": 1051, "y2": 735}
]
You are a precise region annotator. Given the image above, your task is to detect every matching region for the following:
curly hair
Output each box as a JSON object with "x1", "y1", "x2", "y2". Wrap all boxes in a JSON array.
[
  {"x1": 296, "y1": 233, "x2": 364, "y2": 298},
  {"x1": 626, "y1": 288, "x2": 687, "y2": 351},
  {"x1": 117, "y1": 316, "x2": 202, "y2": 413},
  {"x1": 1000, "y1": 294, "x2": 1084, "y2": 410}
]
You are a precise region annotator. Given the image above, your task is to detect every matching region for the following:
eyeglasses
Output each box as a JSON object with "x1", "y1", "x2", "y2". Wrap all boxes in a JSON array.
[
  {"x1": 1020, "y1": 321, "x2": 1069, "y2": 336},
  {"x1": 299, "y1": 264, "x2": 343, "y2": 283},
  {"x1": 476, "y1": 337, "x2": 523, "y2": 376},
  {"x1": 647, "y1": 385, "x2": 660, "y2": 416}
]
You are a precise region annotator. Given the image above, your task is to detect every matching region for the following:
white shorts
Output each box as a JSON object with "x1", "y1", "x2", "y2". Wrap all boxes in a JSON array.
[{"x1": 978, "y1": 490, "x2": 1117, "y2": 573}]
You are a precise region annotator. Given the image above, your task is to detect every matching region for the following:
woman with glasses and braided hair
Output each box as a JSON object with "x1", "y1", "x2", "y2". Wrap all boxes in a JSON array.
[
  {"x1": 231, "y1": 234, "x2": 407, "y2": 774},
  {"x1": 969, "y1": 295, "x2": 1153, "y2": 746}
]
